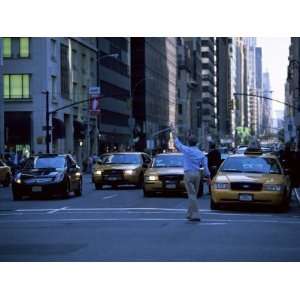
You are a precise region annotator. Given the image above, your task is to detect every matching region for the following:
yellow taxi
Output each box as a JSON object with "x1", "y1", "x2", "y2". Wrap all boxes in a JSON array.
[
  {"x1": 0, "y1": 159, "x2": 12, "y2": 187},
  {"x1": 92, "y1": 152, "x2": 152, "y2": 189},
  {"x1": 211, "y1": 148, "x2": 291, "y2": 212},
  {"x1": 143, "y1": 153, "x2": 186, "y2": 197}
]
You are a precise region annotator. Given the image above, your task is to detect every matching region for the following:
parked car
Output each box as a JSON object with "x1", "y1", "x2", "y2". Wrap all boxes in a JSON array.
[
  {"x1": 12, "y1": 154, "x2": 82, "y2": 200},
  {"x1": 92, "y1": 152, "x2": 152, "y2": 189},
  {"x1": 0, "y1": 159, "x2": 12, "y2": 187}
]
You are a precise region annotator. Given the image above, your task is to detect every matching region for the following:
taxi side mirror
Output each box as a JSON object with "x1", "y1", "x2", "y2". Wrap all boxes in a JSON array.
[
  {"x1": 96, "y1": 159, "x2": 102, "y2": 165},
  {"x1": 283, "y1": 168, "x2": 290, "y2": 175}
]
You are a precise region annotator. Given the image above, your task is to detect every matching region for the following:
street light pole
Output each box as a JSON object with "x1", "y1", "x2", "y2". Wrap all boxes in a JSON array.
[{"x1": 42, "y1": 90, "x2": 50, "y2": 154}]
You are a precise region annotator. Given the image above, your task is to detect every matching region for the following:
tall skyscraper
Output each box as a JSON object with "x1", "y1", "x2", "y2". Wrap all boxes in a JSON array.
[
  {"x1": 216, "y1": 37, "x2": 235, "y2": 146},
  {"x1": 262, "y1": 72, "x2": 272, "y2": 136},
  {"x1": 131, "y1": 37, "x2": 177, "y2": 151},
  {"x1": 97, "y1": 38, "x2": 131, "y2": 152},
  {"x1": 255, "y1": 47, "x2": 263, "y2": 136}
]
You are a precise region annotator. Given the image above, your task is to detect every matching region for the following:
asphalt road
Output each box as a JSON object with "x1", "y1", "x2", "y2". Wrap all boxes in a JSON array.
[{"x1": 1, "y1": 175, "x2": 300, "y2": 262}]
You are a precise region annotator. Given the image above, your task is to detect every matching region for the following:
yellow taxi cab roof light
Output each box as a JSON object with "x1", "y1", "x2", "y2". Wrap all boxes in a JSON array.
[{"x1": 244, "y1": 138, "x2": 263, "y2": 155}]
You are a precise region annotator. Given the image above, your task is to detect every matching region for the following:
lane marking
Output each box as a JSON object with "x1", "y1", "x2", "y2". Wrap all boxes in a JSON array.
[
  {"x1": 47, "y1": 207, "x2": 69, "y2": 214},
  {"x1": 0, "y1": 217, "x2": 227, "y2": 224},
  {"x1": 103, "y1": 194, "x2": 118, "y2": 200}
]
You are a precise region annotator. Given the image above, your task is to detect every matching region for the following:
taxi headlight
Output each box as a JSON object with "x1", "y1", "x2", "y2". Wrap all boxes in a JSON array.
[
  {"x1": 263, "y1": 184, "x2": 283, "y2": 192},
  {"x1": 214, "y1": 182, "x2": 230, "y2": 190},
  {"x1": 75, "y1": 172, "x2": 81, "y2": 177},
  {"x1": 95, "y1": 170, "x2": 102, "y2": 175},
  {"x1": 125, "y1": 170, "x2": 135, "y2": 175},
  {"x1": 145, "y1": 175, "x2": 159, "y2": 181}
]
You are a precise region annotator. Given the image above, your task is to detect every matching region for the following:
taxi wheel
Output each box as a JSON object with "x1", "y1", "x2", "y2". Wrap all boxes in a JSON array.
[
  {"x1": 62, "y1": 180, "x2": 70, "y2": 199},
  {"x1": 210, "y1": 198, "x2": 220, "y2": 210},
  {"x1": 143, "y1": 189, "x2": 155, "y2": 197},
  {"x1": 136, "y1": 175, "x2": 144, "y2": 188},
  {"x1": 95, "y1": 183, "x2": 102, "y2": 190},
  {"x1": 3, "y1": 174, "x2": 11, "y2": 187},
  {"x1": 13, "y1": 190, "x2": 22, "y2": 201},
  {"x1": 74, "y1": 181, "x2": 82, "y2": 196}
]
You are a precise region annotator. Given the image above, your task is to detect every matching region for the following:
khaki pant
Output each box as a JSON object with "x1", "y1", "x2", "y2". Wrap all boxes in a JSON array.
[{"x1": 184, "y1": 171, "x2": 201, "y2": 219}]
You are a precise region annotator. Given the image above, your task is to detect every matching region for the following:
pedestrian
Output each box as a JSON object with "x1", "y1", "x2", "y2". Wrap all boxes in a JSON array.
[
  {"x1": 207, "y1": 143, "x2": 222, "y2": 179},
  {"x1": 171, "y1": 127, "x2": 211, "y2": 222}
]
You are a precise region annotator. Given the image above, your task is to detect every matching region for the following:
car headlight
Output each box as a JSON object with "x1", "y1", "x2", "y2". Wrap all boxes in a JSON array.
[
  {"x1": 54, "y1": 172, "x2": 65, "y2": 183},
  {"x1": 14, "y1": 173, "x2": 22, "y2": 184},
  {"x1": 125, "y1": 170, "x2": 135, "y2": 175},
  {"x1": 145, "y1": 175, "x2": 159, "y2": 181},
  {"x1": 263, "y1": 184, "x2": 283, "y2": 192},
  {"x1": 95, "y1": 170, "x2": 102, "y2": 175},
  {"x1": 75, "y1": 172, "x2": 81, "y2": 177},
  {"x1": 213, "y1": 182, "x2": 230, "y2": 190}
]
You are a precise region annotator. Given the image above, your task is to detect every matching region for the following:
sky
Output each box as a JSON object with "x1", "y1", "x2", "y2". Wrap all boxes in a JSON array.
[{"x1": 256, "y1": 37, "x2": 290, "y2": 118}]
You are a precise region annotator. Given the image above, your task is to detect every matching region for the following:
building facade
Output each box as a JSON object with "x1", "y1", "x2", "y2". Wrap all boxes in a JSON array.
[
  {"x1": 200, "y1": 37, "x2": 217, "y2": 149},
  {"x1": 176, "y1": 38, "x2": 193, "y2": 142},
  {"x1": 216, "y1": 37, "x2": 236, "y2": 146},
  {"x1": 255, "y1": 47, "x2": 263, "y2": 137},
  {"x1": 0, "y1": 38, "x2": 4, "y2": 154},
  {"x1": 97, "y1": 38, "x2": 131, "y2": 152},
  {"x1": 1, "y1": 37, "x2": 97, "y2": 164},
  {"x1": 262, "y1": 72, "x2": 273, "y2": 137},
  {"x1": 131, "y1": 37, "x2": 177, "y2": 151},
  {"x1": 286, "y1": 37, "x2": 300, "y2": 149}
]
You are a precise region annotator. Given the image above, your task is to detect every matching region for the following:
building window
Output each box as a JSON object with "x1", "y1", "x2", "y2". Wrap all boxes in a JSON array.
[
  {"x1": 3, "y1": 74, "x2": 30, "y2": 99},
  {"x1": 178, "y1": 104, "x2": 183, "y2": 115},
  {"x1": 81, "y1": 53, "x2": 86, "y2": 73},
  {"x1": 61, "y1": 44, "x2": 70, "y2": 99},
  {"x1": 73, "y1": 82, "x2": 77, "y2": 102},
  {"x1": 19, "y1": 38, "x2": 30, "y2": 58},
  {"x1": 51, "y1": 76, "x2": 57, "y2": 99},
  {"x1": 51, "y1": 39, "x2": 56, "y2": 61},
  {"x1": 72, "y1": 49, "x2": 77, "y2": 70},
  {"x1": 3, "y1": 38, "x2": 12, "y2": 58}
]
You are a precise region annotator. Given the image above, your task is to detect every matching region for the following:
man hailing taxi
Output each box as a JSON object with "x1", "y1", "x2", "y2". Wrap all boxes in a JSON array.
[{"x1": 171, "y1": 127, "x2": 211, "y2": 222}]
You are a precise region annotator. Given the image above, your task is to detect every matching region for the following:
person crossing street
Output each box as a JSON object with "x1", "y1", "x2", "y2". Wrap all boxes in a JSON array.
[{"x1": 171, "y1": 127, "x2": 211, "y2": 222}]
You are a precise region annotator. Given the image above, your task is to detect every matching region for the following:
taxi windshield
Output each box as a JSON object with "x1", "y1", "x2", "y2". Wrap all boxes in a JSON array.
[
  {"x1": 101, "y1": 154, "x2": 141, "y2": 165},
  {"x1": 221, "y1": 156, "x2": 281, "y2": 174},
  {"x1": 153, "y1": 155, "x2": 183, "y2": 168}
]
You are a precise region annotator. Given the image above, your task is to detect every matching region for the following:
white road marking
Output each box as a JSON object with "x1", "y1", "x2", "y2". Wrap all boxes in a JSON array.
[
  {"x1": 0, "y1": 217, "x2": 227, "y2": 224},
  {"x1": 103, "y1": 194, "x2": 118, "y2": 200},
  {"x1": 47, "y1": 207, "x2": 69, "y2": 214}
]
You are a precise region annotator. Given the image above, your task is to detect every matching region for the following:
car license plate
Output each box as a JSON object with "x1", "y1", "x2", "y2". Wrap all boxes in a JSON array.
[
  {"x1": 32, "y1": 186, "x2": 42, "y2": 192},
  {"x1": 165, "y1": 183, "x2": 176, "y2": 189},
  {"x1": 108, "y1": 176, "x2": 118, "y2": 181},
  {"x1": 239, "y1": 194, "x2": 253, "y2": 201}
]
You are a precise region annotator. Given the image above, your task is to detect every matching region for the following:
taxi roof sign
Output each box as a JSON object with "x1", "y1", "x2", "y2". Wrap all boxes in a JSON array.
[{"x1": 244, "y1": 137, "x2": 263, "y2": 155}]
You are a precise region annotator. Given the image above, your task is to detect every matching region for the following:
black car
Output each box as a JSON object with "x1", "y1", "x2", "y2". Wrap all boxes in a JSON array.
[{"x1": 12, "y1": 154, "x2": 82, "y2": 200}]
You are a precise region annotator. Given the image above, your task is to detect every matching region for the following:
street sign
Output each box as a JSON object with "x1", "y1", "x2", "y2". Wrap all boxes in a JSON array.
[
  {"x1": 89, "y1": 96, "x2": 101, "y2": 114},
  {"x1": 89, "y1": 86, "x2": 101, "y2": 96}
]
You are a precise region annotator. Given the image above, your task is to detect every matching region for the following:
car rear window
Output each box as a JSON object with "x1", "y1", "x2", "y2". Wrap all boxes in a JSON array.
[{"x1": 221, "y1": 156, "x2": 281, "y2": 174}]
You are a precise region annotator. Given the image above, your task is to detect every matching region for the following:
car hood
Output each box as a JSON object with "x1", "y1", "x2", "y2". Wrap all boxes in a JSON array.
[
  {"x1": 215, "y1": 172, "x2": 285, "y2": 184},
  {"x1": 145, "y1": 167, "x2": 184, "y2": 176},
  {"x1": 19, "y1": 168, "x2": 63, "y2": 178},
  {"x1": 96, "y1": 164, "x2": 140, "y2": 171}
]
